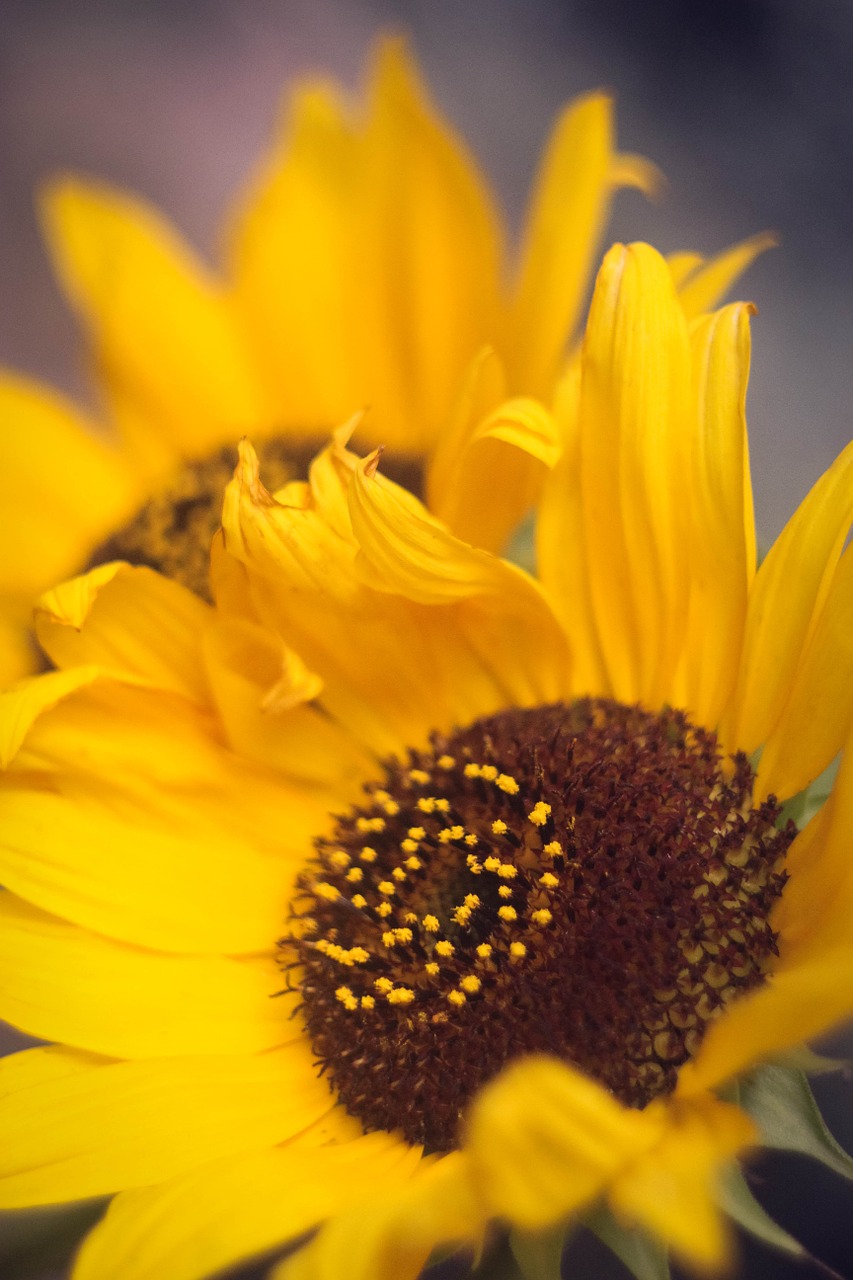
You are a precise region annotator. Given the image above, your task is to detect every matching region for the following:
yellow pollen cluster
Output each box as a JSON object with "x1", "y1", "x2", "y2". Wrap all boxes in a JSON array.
[
  {"x1": 425, "y1": 961, "x2": 440, "y2": 976},
  {"x1": 360, "y1": 847, "x2": 378, "y2": 863},
  {"x1": 392, "y1": 867, "x2": 407, "y2": 881},
  {"x1": 498, "y1": 905, "x2": 518, "y2": 922},
  {"x1": 407, "y1": 826, "x2": 426, "y2": 840},
  {"x1": 408, "y1": 769, "x2": 430, "y2": 785},
  {"x1": 386, "y1": 987, "x2": 415, "y2": 1006},
  {"x1": 531, "y1": 909, "x2": 553, "y2": 926},
  {"x1": 540, "y1": 872, "x2": 559, "y2": 887},
  {"x1": 401, "y1": 839, "x2": 419, "y2": 854},
  {"x1": 447, "y1": 990, "x2": 467, "y2": 1007},
  {"x1": 346, "y1": 867, "x2": 363, "y2": 883},
  {"x1": 314, "y1": 881, "x2": 340, "y2": 901},
  {"x1": 544, "y1": 840, "x2": 562, "y2": 857},
  {"x1": 437, "y1": 755, "x2": 455, "y2": 769},
  {"x1": 510, "y1": 941, "x2": 527, "y2": 959},
  {"x1": 376, "y1": 902, "x2": 392, "y2": 918},
  {"x1": 498, "y1": 886, "x2": 513, "y2": 899},
  {"x1": 528, "y1": 801, "x2": 552, "y2": 826},
  {"x1": 357, "y1": 816, "x2": 386, "y2": 833},
  {"x1": 374, "y1": 977, "x2": 393, "y2": 993},
  {"x1": 405, "y1": 856, "x2": 422, "y2": 870},
  {"x1": 435, "y1": 940, "x2": 454, "y2": 957},
  {"x1": 491, "y1": 820, "x2": 508, "y2": 835},
  {"x1": 335, "y1": 986, "x2": 359, "y2": 1011},
  {"x1": 351, "y1": 894, "x2": 367, "y2": 909},
  {"x1": 328, "y1": 851, "x2": 350, "y2": 870},
  {"x1": 476, "y1": 943, "x2": 493, "y2": 959},
  {"x1": 496, "y1": 773, "x2": 519, "y2": 794},
  {"x1": 378, "y1": 881, "x2": 395, "y2": 896},
  {"x1": 438, "y1": 825, "x2": 465, "y2": 844},
  {"x1": 460, "y1": 975, "x2": 482, "y2": 994},
  {"x1": 464, "y1": 834, "x2": 478, "y2": 846},
  {"x1": 423, "y1": 915, "x2": 440, "y2": 932}
]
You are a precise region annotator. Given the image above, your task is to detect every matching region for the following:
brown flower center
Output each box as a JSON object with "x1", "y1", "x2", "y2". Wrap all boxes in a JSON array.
[{"x1": 290, "y1": 699, "x2": 794, "y2": 1154}]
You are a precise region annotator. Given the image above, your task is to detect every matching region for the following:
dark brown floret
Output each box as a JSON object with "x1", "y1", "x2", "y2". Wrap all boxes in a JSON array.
[{"x1": 289, "y1": 699, "x2": 794, "y2": 1153}]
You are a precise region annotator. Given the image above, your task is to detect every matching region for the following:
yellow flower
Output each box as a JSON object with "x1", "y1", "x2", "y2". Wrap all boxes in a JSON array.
[
  {"x1": 1, "y1": 36, "x2": 775, "y2": 684},
  {"x1": 3, "y1": 241, "x2": 850, "y2": 1280}
]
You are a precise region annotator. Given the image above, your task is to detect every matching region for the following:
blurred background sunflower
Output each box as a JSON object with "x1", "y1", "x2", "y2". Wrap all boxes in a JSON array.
[{"x1": 1, "y1": 2, "x2": 852, "y2": 1278}]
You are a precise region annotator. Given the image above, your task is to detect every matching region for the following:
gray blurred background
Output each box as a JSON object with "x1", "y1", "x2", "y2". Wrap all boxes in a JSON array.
[{"x1": 1, "y1": 1, "x2": 852, "y2": 1277}]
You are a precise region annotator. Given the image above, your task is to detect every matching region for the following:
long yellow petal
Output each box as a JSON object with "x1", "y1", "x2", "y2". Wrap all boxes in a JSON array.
[
  {"x1": 507, "y1": 95, "x2": 658, "y2": 399},
  {"x1": 1, "y1": 680, "x2": 325, "y2": 953},
  {"x1": 72, "y1": 1134, "x2": 421, "y2": 1280},
  {"x1": 757, "y1": 543, "x2": 853, "y2": 800},
  {"x1": 351, "y1": 38, "x2": 503, "y2": 451},
  {"x1": 276, "y1": 1153, "x2": 482, "y2": 1280},
  {"x1": 722, "y1": 439, "x2": 853, "y2": 755},
  {"x1": 676, "y1": 231, "x2": 777, "y2": 320},
  {"x1": 578, "y1": 242, "x2": 692, "y2": 706},
  {"x1": 40, "y1": 177, "x2": 267, "y2": 459},
  {"x1": 0, "y1": 1042, "x2": 333, "y2": 1208},
  {"x1": 427, "y1": 351, "x2": 560, "y2": 554},
  {"x1": 0, "y1": 666, "x2": 100, "y2": 769},
  {"x1": 678, "y1": 304, "x2": 755, "y2": 728},
  {"x1": 0, "y1": 894, "x2": 292, "y2": 1058},
  {"x1": 34, "y1": 564, "x2": 212, "y2": 706},
  {"x1": 227, "y1": 84, "x2": 359, "y2": 430},
  {"x1": 0, "y1": 373, "x2": 137, "y2": 597}
]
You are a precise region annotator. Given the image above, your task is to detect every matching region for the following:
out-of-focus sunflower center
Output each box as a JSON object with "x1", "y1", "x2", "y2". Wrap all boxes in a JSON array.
[
  {"x1": 289, "y1": 698, "x2": 794, "y2": 1153},
  {"x1": 86, "y1": 435, "x2": 424, "y2": 601}
]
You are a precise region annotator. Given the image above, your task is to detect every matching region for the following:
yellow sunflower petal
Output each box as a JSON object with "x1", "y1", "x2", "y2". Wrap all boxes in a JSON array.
[
  {"x1": 678, "y1": 303, "x2": 756, "y2": 728},
  {"x1": 426, "y1": 357, "x2": 560, "y2": 555},
  {"x1": 772, "y1": 732, "x2": 853, "y2": 963},
  {"x1": 609, "y1": 1094, "x2": 753, "y2": 1271},
  {"x1": 1, "y1": 681, "x2": 325, "y2": 953},
  {"x1": 228, "y1": 83, "x2": 358, "y2": 430},
  {"x1": 578, "y1": 242, "x2": 692, "y2": 706},
  {"x1": 757, "y1": 543, "x2": 853, "y2": 800},
  {"x1": 34, "y1": 564, "x2": 213, "y2": 705},
  {"x1": 39, "y1": 176, "x2": 266, "y2": 458},
  {"x1": 676, "y1": 231, "x2": 777, "y2": 320},
  {"x1": 507, "y1": 95, "x2": 658, "y2": 399},
  {"x1": 352, "y1": 38, "x2": 503, "y2": 451},
  {"x1": 722, "y1": 438, "x2": 853, "y2": 755},
  {"x1": 0, "y1": 894, "x2": 292, "y2": 1058},
  {"x1": 71, "y1": 1133, "x2": 421, "y2": 1280},
  {"x1": 0, "y1": 373, "x2": 137, "y2": 596},
  {"x1": 0, "y1": 608, "x2": 39, "y2": 686},
  {"x1": 464, "y1": 1055, "x2": 662, "y2": 1232},
  {"x1": 0, "y1": 665, "x2": 100, "y2": 769},
  {"x1": 0, "y1": 1041, "x2": 333, "y2": 1208},
  {"x1": 275, "y1": 1152, "x2": 482, "y2": 1280}
]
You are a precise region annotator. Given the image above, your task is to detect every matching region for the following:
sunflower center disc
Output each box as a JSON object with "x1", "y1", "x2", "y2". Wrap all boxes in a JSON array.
[
  {"x1": 291, "y1": 699, "x2": 794, "y2": 1152},
  {"x1": 87, "y1": 437, "x2": 424, "y2": 601}
]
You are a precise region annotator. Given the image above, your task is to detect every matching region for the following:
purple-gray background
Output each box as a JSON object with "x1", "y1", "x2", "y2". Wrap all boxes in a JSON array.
[{"x1": 1, "y1": 1, "x2": 852, "y2": 1277}]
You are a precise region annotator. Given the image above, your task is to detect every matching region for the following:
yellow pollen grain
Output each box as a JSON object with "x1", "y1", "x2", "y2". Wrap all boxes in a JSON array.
[
  {"x1": 409, "y1": 769, "x2": 430, "y2": 785},
  {"x1": 491, "y1": 820, "x2": 508, "y2": 835},
  {"x1": 391, "y1": 867, "x2": 407, "y2": 882},
  {"x1": 460, "y1": 975, "x2": 482, "y2": 994},
  {"x1": 374, "y1": 977, "x2": 393, "y2": 993},
  {"x1": 401, "y1": 839, "x2": 419, "y2": 854},
  {"x1": 464, "y1": 763, "x2": 481, "y2": 778},
  {"x1": 464, "y1": 894, "x2": 481, "y2": 909},
  {"x1": 544, "y1": 841, "x2": 562, "y2": 857},
  {"x1": 361, "y1": 995, "x2": 375, "y2": 1010},
  {"x1": 509, "y1": 941, "x2": 527, "y2": 959},
  {"x1": 382, "y1": 931, "x2": 396, "y2": 947},
  {"x1": 423, "y1": 915, "x2": 440, "y2": 933},
  {"x1": 328, "y1": 851, "x2": 350, "y2": 870},
  {"x1": 447, "y1": 990, "x2": 467, "y2": 1007},
  {"x1": 360, "y1": 847, "x2": 378, "y2": 863},
  {"x1": 335, "y1": 986, "x2": 359, "y2": 1011},
  {"x1": 357, "y1": 816, "x2": 385, "y2": 833},
  {"x1": 405, "y1": 856, "x2": 422, "y2": 871},
  {"x1": 496, "y1": 774, "x2": 520, "y2": 795},
  {"x1": 435, "y1": 940, "x2": 454, "y2": 957},
  {"x1": 435, "y1": 798, "x2": 450, "y2": 813},
  {"x1": 540, "y1": 872, "x2": 559, "y2": 888},
  {"x1": 408, "y1": 827, "x2": 427, "y2": 841},
  {"x1": 437, "y1": 755, "x2": 455, "y2": 769},
  {"x1": 452, "y1": 906, "x2": 472, "y2": 925},
  {"x1": 497, "y1": 864, "x2": 517, "y2": 879},
  {"x1": 387, "y1": 987, "x2": 415, "y2": 1006},
  {"x1": 378, "y1": 881, "x2": 395, "y2": 896},
  {"x1": 528, "y1": 802, "x2": 552, "y2": 827},
  {"x1": 314, "y1": 882, "x2": 340, "y2": 901},
  {"x1": 376, "y1": 902, "x2": 393, "y2": 918},
  {"x1": 484, "y1": 857, "x2": 501, "y2": 872},
  {"x1": 498, "y1": 886, "x2": 513, "y2": 899},
  {"x1": 346, "y1": 867, "x2": 364, "y2": 883},
  {"x1": 425, "y1": 961, "x2": 440, "y2": 976},
  {"x1": 383, "y1": 800, "x2": 400, "y2": 816},
  {"x1": 373, "y1": 789, "x2": 391, "y2": 804},
  {"x1": 531, "y1": 909, "x2": 553, "y2": 926},
  {"x1": 466, "y1": 855, "x2": 482, "y2": 873},
  {"x1": 417, "y1": 797, "x2": 436, "y2": 814},
  {"x1": 393, "y1": 928, "x2": 413, "y2": 944},
  {"x1": 476, "y1": 943, "x2": 493, "y2": 959},
  {"x1": 438, "y1": 825, "x2": 465, "y2": 844},
  {"x1": 464, "y1": 834, "x2": 478, "y2": 847},
  {"x1": 480, "y1": 765, "x2": 498, "y2": 782},
  {"x1": 498, "y1": 905, "x2": 518, "y2": 922}
]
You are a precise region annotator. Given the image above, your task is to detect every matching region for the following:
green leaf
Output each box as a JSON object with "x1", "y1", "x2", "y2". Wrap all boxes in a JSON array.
[
  {"x1": 508, "y1": 1221, "x2": 568, "y2": 1280},
  {"x1": 718, "y1": 1164, "x2": 806, "y2": 1258},
  {"x1": 739, "y1": 1064, "x2": 853, "y2": 1179},
  {"x1": 505, "y1": 513, "x2": 536, "y2": 575},
  {"x1": 584, "y1": 1204, "x2": 669, "y2": 1280},
  {"x1": 778, "y1": 757, "x2": 839, "y2": 829}
]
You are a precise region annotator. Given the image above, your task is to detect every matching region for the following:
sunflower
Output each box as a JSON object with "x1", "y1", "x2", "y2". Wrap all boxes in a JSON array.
[
  {"x1": 1, "y1": 36, "x2": 778, "y2": 685},
  {"x1": 3, "y1": 240, "x2": 851, "y2": 1280}
]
